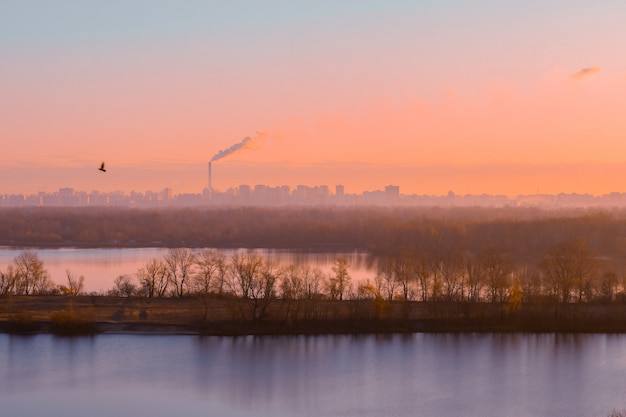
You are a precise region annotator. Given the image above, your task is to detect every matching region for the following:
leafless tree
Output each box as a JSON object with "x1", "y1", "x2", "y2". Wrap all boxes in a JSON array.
[
  {"x1": 279, "y1": 264, "x2": 303, "y2": 321},
  {"x1": 281, "y1": 264, "x2": 307, "y2": 300},
  {"x1": 111, "y1": 274, "x2": 136, "y2": 297},
  {"x1": 0, "y1": 265, "x2": 16, "y2": 295},
  {"x1": 59, "y1": 270, "x2": 84, "y2": 296},
  {"x1": 570, "y1": 240, "x2": 598, "y2": 303},
  {"x1": 136, "y1": 258, "x2": 170, "y2": 298},
  {"x1": 600, "y1": 270, "x2": 619, "y2": 302},
  {"x1": 480, "y1": 249, "x2": 513, "y2": 303},
  {"x1": 515, "y1": 264, "x2": 543, "y2": 302},
  {"x1": 164, "y1": 248, "x2": 196, "y2": 297},
  {"x1": 227, "y1": 251, "x2": 263, "y2": 298},
  {"x1": 226, "y1": 251, "x2": 280, "y2": 320},
  {"x1": 193, "y1": 249, "x2": 225, "y2": 295},
  {"x1": 437, "y1": 251, "x2": 465, "y2": 302},
  {"x1": 252, "y1": 261, "x2": 282, "y2": 320},
  {"x1": 464, "y1": 256, "x2": 485, "y2": 302},
  {"x1": 302, "y1": 266, "x2": 326, "y2": 300},
  {"x1": 541, "y1": 239, "x2": 596, "y2": 303},
  {"x1": 414, "y1": 253, "x2": 433, "y2": 302},
  {"x1": 328, "y1": 257, "x2": 351, "y2": 300},
  {"x1": 375, "y1": 257, "x2": 398, "y2": 301},
  {"x1": 392, "y1": 250, "x2": 416, "y2": 302},
  {"x1": 193, "y1": 249, "x2": 226, "y2": 320},
  {"x1": 13, "y1": 250, "x2": 52, "y2": 295},
  {"x1": 279, "y1": 264, "x2": 325, "y2": 320}
]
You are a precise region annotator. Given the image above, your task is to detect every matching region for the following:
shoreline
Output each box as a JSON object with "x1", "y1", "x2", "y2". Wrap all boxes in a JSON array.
[
  {"x1": 0, "y1": 296, "x2": 626, "y2": 336},
  {"x1": 4, "y1": 295, "x2": 626, "y2": 336}
]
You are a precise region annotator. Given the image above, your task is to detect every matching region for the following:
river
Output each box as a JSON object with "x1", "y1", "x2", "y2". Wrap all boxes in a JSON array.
[
  {"x1": 1, "y1": 333, "x2": 625, "y2": 417},
  {"x1": 0, "y1": 247, "x2": 374, "y2": 294}
]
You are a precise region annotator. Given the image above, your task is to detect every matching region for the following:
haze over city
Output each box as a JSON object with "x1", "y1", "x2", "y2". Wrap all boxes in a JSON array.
[{"x1": 2, "y1": 1, "x2": 626, "y2": 197}]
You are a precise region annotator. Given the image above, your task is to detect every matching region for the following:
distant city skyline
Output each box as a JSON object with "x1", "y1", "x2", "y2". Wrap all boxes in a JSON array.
[{"x1": 5, "y1": 182, "x2": 626, "y2": 210}]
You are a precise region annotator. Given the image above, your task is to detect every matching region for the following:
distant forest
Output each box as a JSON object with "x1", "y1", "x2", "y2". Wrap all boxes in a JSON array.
[{"x1": 2, "y1": 207, "x2": 626, "y2": 261}]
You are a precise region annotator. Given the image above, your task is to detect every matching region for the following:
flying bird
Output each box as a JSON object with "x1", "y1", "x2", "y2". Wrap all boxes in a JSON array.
[{"x1": 98, "y1": 162, "x2": 106, "y2": 172}]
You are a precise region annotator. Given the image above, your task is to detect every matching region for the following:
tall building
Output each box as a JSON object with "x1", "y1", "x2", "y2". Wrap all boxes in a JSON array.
[{"x1": 385, "y1": 185, "x2": 400, "y2": 203}]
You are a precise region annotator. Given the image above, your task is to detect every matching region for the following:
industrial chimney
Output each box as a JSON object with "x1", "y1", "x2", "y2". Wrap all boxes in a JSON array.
[{"x1": 208, "y1": 161, "x2": 212, "y2": 201}]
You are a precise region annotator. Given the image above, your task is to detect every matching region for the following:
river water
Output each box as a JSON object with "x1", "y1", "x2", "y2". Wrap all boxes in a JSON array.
[
  {"x1": 0, "y1": 247, "x2": 374, "y2": 293},
  {"x1": 1, "y1": 333, "x2": 625, "y2": 417}
]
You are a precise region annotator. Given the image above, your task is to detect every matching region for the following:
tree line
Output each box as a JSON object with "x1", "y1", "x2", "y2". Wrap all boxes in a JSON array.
[
  {"x1": 0, "y1": 250, "x2": 84, "y2": 297},
  {"x1": 3, "y1": 235, "x2": 626, "y2": 316}
]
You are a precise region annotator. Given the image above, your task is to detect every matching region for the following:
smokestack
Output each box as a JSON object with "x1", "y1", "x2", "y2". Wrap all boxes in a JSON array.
[
  {"x1": 208, "y1": 161, "x2": 212, "y2": 200},
  {"x1": 207, "y1": 132, "x2": 265, "y2": 201}
]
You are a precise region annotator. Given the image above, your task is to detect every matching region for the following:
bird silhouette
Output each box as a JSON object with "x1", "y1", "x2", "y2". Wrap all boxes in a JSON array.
[{"x1": 98, "y1": 162, "x2": 106, "y2": 172}]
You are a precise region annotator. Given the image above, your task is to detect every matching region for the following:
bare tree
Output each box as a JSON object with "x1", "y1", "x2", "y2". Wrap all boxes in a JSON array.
[
  {"x1": 464, "y1": 256, "x2": 485, "y2": 302},
  {"x1": 0, "y1": 265, "x2": 16, "y2": 295},
  {"x1": 164, "y1": 248, "x2": 196, "y2": 297},
  {"x1": 111, "y1": 274, "x2": 136, "y2": 297},
  {"x1": 374, "y1": 256, "x2": 400, "y2": 301},
  {"x1": 414, "y1": 253, "x2": 433, "y2": 302},
  {"x1": 600, "y1": 270, "x2": 619, "y2": 303},
  {"x1": 328, "y1": 257, "x2": 351, "y2": 300},
  {"x1": 392, "y1": 250, "x2": 416, "y2": 302},
  {"x1": 227, "y1": 251, "x2": 264, "y2": 298},
  {"x1": 226, "y1": 251, "x2": 280, "y2": 320},
  {"x1": 280, "y1": 264, "x2": 326, "y2": 320},
  {"x1": 570, "y1": 240, "x2": 597, "y2": 303},
  {"x1": 303, "y1": 266, "x2": 326, "y2": 300},
  {"x1": 281, "y1": 264, "x2": 307, "y2": 300},
  {"x1": 193, "y1": 249, "x2": 225, "y2": 295},
  {"x1": 480, "y1": 249, "x2": 513, "y2": 303},
  {"x1": 193, "y1": 249, "x2": 226, "y2": 321},
  {"x1": 13, "y1": 250, "x2": 52, "y2": 295},
  {"x1": 252, "y1": 261, "x2": 282, "y2": 321},
  {"x1": 375, "y1": 258, "x2": 398, "y2": 302},
  {"x1": 541, "y1": 240, "x2": 596, "y2": 303},
  {"x1": 437, "y1": 251, "x2": 465, "y2": 302},
  {"x1": 136, "y1": 258, "x2": 170, "y2": 298},
  {"x1": 515, "y1": 264, "x2": 543, "y2": 303},
  {"x1": 280, "y1": 264, "x2": 323, "y2": 320},
  {"x1": 59, "y1": 270, "x2": 84, "y2": 296}
]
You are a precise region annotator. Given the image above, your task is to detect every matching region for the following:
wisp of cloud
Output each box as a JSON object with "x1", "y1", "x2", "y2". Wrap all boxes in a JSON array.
[{"x1": 571, "y1": 66, "x2": 601, "y2": 79}]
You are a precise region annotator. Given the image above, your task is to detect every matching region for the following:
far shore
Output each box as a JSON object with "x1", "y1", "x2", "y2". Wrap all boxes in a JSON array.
[{"x1": 3, "y1": 295, "x2": 626, "y2": 336}]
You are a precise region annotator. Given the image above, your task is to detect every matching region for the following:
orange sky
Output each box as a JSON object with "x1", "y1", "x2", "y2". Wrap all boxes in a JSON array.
[{"x1": 2, "y1": 1, "x2": 626, "y2": 197}]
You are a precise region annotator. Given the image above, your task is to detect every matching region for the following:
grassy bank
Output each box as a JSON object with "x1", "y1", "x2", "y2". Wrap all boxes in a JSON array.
[{"x1": 2, "y1": 295, "x2": 626, "y2": 336}]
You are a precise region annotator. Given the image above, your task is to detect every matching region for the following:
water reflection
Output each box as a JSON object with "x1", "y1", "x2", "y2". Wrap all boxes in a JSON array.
[{"x1": 1, "y1": 334, "x2": 626, "y2": 417}]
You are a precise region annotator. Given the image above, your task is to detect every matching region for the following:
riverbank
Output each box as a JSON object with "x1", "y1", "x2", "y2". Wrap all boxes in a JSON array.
[{"x1": 3, "y1": 295, "x2": 626, "y2": 336}]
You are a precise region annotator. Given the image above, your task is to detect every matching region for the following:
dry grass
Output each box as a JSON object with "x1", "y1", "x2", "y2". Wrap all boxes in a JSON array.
[{"x1": 4, "y1": 296, "x2": 626, "y2": 336}]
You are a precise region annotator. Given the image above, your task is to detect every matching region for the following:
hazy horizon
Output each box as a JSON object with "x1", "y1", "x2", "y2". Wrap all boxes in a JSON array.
[
  {"x1": 5, "y1": 161, "x2": 626, "y2": 198},
  {"x1": 2, "y1": 1, "x2": 625, "y2": 197}
]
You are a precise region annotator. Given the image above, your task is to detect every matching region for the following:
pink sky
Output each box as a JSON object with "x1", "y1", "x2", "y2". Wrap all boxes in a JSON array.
[{"x1": 2, "y1": 1, "x2": 626, "y2": 197}]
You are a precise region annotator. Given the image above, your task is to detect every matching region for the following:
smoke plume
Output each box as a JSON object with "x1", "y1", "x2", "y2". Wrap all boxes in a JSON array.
[{"x1": 211, "y1": 136, "x2": 253, "y2": 162}]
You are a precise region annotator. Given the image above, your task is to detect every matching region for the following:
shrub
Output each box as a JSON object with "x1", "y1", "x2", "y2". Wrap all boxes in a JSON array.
[
  {"x1": 49, "y1": 311, "x2": 97, "y2": 335},
  {"x1": 4, "y1": 311, "x2": 40, "y2": 333}
]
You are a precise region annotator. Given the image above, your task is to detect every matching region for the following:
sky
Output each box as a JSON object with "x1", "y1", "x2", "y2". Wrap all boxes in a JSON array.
[{"x1": 1, "y1": 0, "x2": 626, "y2": 197}]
